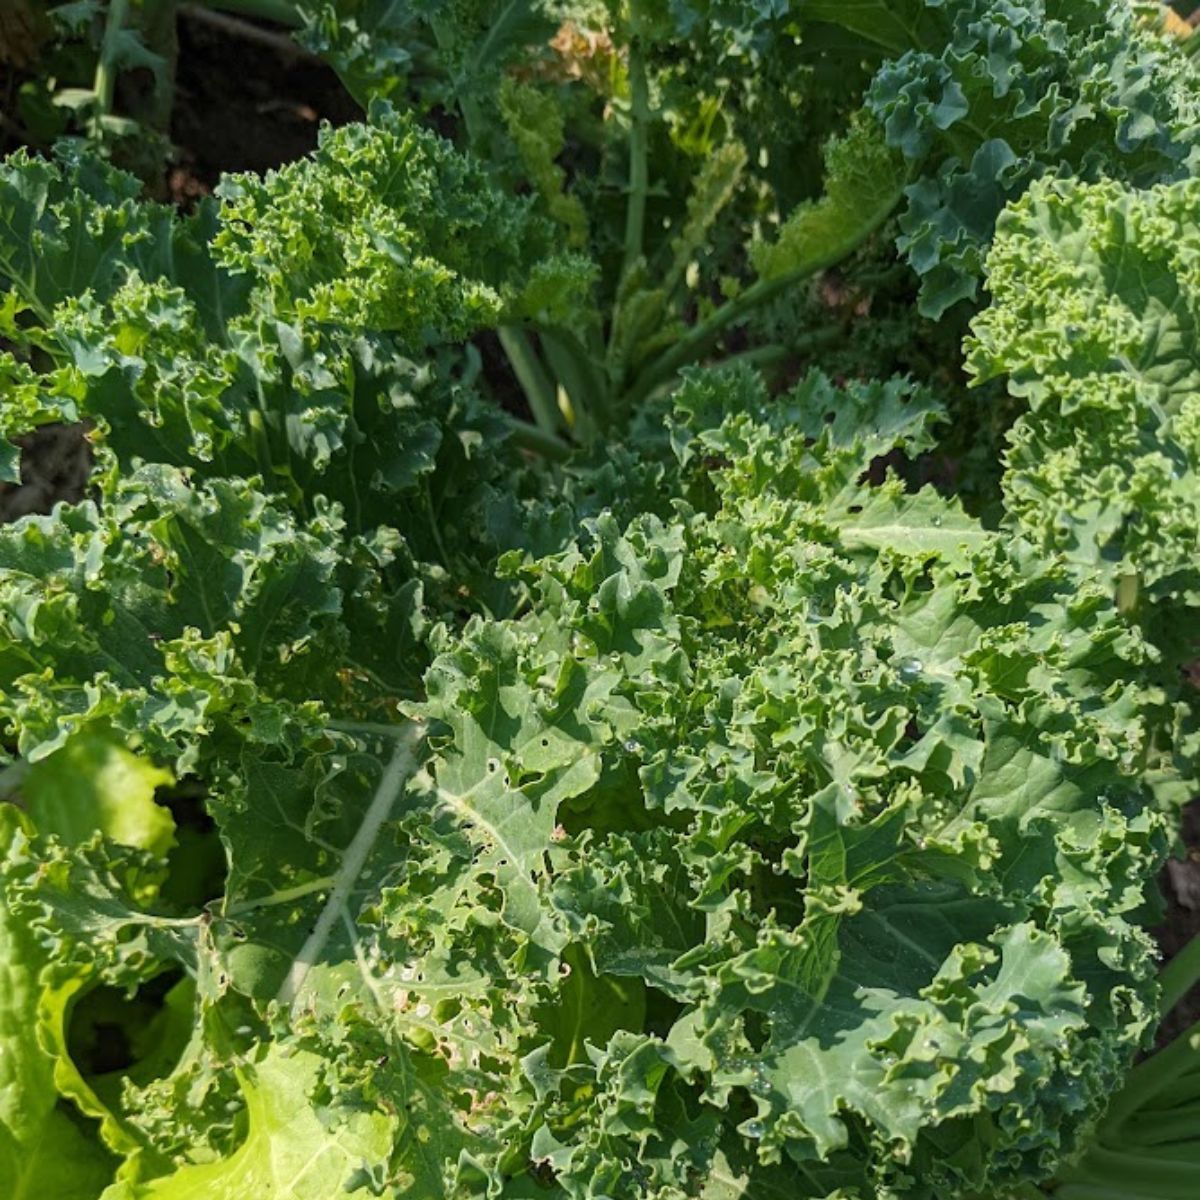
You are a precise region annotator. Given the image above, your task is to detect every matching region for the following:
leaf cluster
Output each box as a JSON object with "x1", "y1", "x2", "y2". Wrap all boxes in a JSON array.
[{"x1": 2, "y1": 4, "x2": 1200, "y2": 1200}]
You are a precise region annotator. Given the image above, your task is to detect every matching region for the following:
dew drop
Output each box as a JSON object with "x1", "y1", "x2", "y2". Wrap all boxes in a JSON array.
[
  {"x1": 745, "y1": 1120, "x2": 765, "y2": 1139},
  {"x1": 897, "y1": 657, "x2": 923, "y2": 680}
]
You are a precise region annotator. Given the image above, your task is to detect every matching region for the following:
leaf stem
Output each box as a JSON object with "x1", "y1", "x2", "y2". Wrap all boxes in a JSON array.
[
  {"x1": 539, "y1": 329, "x2": 604, "y2": 439},
  {"x1": 225, "y1": 875, "x2": 338, "y2": 916},
  {"x1": 204, "y1": 0, "x2": 301, "y2": 26},
  {"x1": 497, "y1": 325, "x2": 563, "y2": 436},
  {"x1": 246, "y1": 406, "x2": 276, "y2": 481},
  {"x1": 182, "y1": 5, "x2": 313, "y2": 56},
  {"x1": 1124, "y1": 1106, "x2": 1200, "y2": 1146},
  {"x1": 623, "y1": 274, "x2": 788, "y2": 405},
  {"x1": 93, "y1": 0, "x2": 131, "y2": 138},
  {"x1": 275, "y1": 721, "x2": 425, "y2": 1009},
  {"x1": 1102, "y1": 1015, "x2": 1200, "y2": 1128},
  {"x1": 1054, "y1": 1143, "x2": 1200, "y2": 1199},
  {"x1": 628, "y1": 320, "x2": 841, "y2": 407},
  {"x1": 624, "y1": 179, "x2": 903, "y2": 406},
  {"x1": 498, "y1": 414, "x2": 572, "y2": 461},
  {"x1": 717, "y1": 329, "x2": 842, "y2": 374},
  {"x1": 1161, "y1": 932, "x2": 1200, "y2": 1017},
  {"x1": 327, "y1": 720, "x2": 415, "y2": 738},
  {"x1": 622, "y1": 32, "x2": 650, "y2": 279}
]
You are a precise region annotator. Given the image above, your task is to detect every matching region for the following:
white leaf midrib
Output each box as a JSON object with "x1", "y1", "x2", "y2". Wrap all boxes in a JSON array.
[{"x1": 275, "y1": 722, "x2": 425, "y2": 1009}]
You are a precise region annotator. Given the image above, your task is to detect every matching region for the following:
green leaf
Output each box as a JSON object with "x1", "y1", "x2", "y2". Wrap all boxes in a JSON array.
[
  {"x1": 214, "y1": 100, "x2": 580, "y2": 343},
  {"x1": 22, "y1": 730, "x2": 174, "y2": 857},
  {"x1": 499, "y1": 78, "x2": 589, "y2": 246},
  {"x1": 99, "y1": 1047, "x2": 399, "y2": 1200},
  {"x1": 750, "y1": 110, "x2": 906, "y2": 284},
  {"x1": 968, "y1": 175, "x2": 1200, "y2": 610},
  {"x1": 802, "y1": 0, "x2": 1200, "y2": 314},
  {"x1": 832, "y1": 484, "x2": 993, "y2": 567},
  {"x1": 0, "y1": 805, "x2": 116, "y2": 1200}
]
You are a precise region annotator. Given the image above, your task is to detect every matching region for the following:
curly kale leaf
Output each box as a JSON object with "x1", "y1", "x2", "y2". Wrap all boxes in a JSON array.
[
  {"x1": 0, "y1": 806, "x2": 116, "y2": 1200},
  {"x1": 0, "y1": 111, "x2": 602, "y2": 724},
  {"x1": 801, "y1": 0, "x2": 1200, "y2": 316},
  {"x1": 965, "y1": 171, "x2": 1200, "y2": 789},
  {"x1": 214, "y1": 100, "x2": 595, "y2": 337},
  {"x1": 3, "y1": 365, "x2": 1169, "y2": 1198},
  {"x1": 967, "y1": 175, "x2": 1200, "y2": 617},
  {"x1": 0, "y1": 467, "x2": 344, "y2": 766},
  {"x1": 410, "y1": 367, "x2": 1164, "y2": 1198},
  {"x1": 749, "y1": 110, "x2": 908, "y2": 286}
]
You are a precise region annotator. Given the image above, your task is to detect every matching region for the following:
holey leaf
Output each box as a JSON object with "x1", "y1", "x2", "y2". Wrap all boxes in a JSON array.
[
  {"x1": 398, "y1": 367, "x2": 1165, "y2": 1200},
  {"x1": 0, "y1": 0, "x2": 1191, "y2": 1191},
  {"x1": 217, "y1": 729, "x2": 430, "y2": 1012},
  {"x1": 0, "y1": 360, "x2": 1174, "y2": 1200},
  {"x1": 99, "y1": 1046, "x2": 403, "y2": 1200}
]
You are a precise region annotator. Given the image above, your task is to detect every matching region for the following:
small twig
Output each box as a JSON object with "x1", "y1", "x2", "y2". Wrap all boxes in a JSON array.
[{"x1": 179, "y1": 4, "x2": 318, "y2": 62}]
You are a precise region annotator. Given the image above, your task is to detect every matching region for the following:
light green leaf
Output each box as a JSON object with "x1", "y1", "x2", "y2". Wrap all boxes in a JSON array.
[
  {"x1": 751, "y1": 110, "x2": 906, "y2": 285},
  {"x1": 100, "y1": 1047, "x2": 398, "y2": 1200},
  {"x1": 0, "y1": 805, "x2": 116, "y2": 1200},
  {"x1": 832, "y1": 485, "x2": 993, "y2": 566},
  {"x1": 22, "y1": 730, "x2": 174, "y2": 857}
]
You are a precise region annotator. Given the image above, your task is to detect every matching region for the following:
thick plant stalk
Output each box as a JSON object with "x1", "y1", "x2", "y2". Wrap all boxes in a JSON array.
[
  {"x1": 92, "y1": 0, "x2": 130, "y2": 136},
  {"x1": 1160, "y1": 931, "x2": 1200, "y2": 1016},
  {"x1": 621, "y1": 34, "x2": 650, "y2": 279},
  {"x1": 498, "y1": 326, "x2": 564, "y2": 437}
]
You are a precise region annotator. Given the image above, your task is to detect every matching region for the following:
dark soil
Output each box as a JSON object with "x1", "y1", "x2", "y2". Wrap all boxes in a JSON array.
[
  {"x1": 167, "y1": 7, "x2": 361, "y2": 203},
  {"x1": 1157, "y1": 800, "x2": 1200, "y2": 1044},
  {"x1": 0, "y1": 423, "x2": 91, "y2": 523}
]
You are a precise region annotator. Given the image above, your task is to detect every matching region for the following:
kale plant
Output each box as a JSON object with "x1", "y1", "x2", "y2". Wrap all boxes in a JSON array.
[{"x1": 1, "y1": 4, "x2": 1199, "y2": 1200}]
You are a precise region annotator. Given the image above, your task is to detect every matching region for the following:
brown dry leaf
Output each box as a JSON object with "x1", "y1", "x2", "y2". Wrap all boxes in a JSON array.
[
  {"x1": 819, "y1": 271, "x2": 872, "y2": 317},
  {"x1": 1158, "y1": 3, "x2": 1196, "y2": 38},
  {"x1": 512, "y1": 21, "x2": 618, "y2": 95}
]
